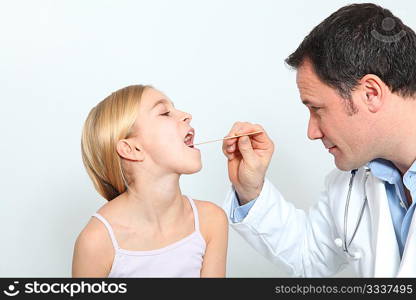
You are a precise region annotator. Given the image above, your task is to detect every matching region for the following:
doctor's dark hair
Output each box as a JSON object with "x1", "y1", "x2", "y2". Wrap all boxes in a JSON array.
[{"x1": 285, "y1": 3, "x2": 416, "y2": 100}]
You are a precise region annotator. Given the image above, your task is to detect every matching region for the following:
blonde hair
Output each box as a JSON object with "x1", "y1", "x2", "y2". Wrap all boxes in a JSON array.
[{"x1": 81, "y1": 84, "x2": 151, "y2": 201}]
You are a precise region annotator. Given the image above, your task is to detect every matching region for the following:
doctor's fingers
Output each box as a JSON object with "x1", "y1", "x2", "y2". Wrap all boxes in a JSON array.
[
  {"x1": 222, "y1": 121, "x2": 247, "y2": 156},
  {"x1": 222, "y1": 139, "x2": 237, "y2": 160},
  {"x1": 251, "y1": 127, "x2": 275, "y2": 153},
  {"x1": 224, "y1": 133, "x2": 265, "y2": 153},
  {"x1": 225, "y1": 124, "x2": 273, "y2": 152},
  {"x1": 223, "y1": 122, "x2": 259, "y2": 146},
  {"x1": 222, "y1": 122, "x2": 261, "y2": 159}
]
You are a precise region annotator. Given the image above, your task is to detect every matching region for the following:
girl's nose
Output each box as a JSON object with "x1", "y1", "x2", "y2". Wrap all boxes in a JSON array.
[{"x1": 182, "y1": 112, "x2": 192, "y2": 123}]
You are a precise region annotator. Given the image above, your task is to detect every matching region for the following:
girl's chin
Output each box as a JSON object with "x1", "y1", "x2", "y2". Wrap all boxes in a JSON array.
[
  {"x1": 184, "y1": 145, "x2": 200, "y2": 152},
  {"x1": 179, "y1": 162, "x2": 203, "y2": 175}
]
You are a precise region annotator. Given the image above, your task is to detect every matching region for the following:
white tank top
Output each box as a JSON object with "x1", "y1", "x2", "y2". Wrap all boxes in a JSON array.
[{"x1": 92, "y1": 196, "x2": 206, "y2": 277}]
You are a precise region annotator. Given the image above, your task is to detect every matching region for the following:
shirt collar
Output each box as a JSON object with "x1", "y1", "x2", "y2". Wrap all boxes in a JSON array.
[
  {"x1": 407, "y1": 160, "x2": 416, "y2": 174},
  {"x1": 368, "y1": 158, "x2": 416, "y2": 192},
  {"x1": 403, "y1": 160, "x2": 416, "y2": 193},
  {"x1": 367, "y1": 158, "x2": 402, "y2": 185}
]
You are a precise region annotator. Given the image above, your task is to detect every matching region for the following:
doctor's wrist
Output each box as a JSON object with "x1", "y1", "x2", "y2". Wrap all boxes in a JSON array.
[{"x1": 235, "y1": 180, "x2": 264, "y2": 205}]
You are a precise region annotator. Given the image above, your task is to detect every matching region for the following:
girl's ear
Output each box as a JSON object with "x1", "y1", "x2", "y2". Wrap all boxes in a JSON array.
[{"x1": 116, "y1": 139, "x2": 144, "y2": 162}]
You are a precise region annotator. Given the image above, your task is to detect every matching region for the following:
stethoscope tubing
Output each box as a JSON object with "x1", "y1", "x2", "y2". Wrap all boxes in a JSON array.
[{"x1": 342, "y1": 167, "x2": 371, "y2": 258}]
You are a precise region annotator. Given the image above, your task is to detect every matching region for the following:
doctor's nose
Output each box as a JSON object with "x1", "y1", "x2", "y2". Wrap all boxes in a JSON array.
[{"x1": 307, "y1": 116, "x2": 323, "y2": 140}]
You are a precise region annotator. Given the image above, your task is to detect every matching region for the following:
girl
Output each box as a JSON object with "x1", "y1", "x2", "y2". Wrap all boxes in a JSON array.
[{"x1": 72, "y1": 85, "x2": 228, "y2": 277}]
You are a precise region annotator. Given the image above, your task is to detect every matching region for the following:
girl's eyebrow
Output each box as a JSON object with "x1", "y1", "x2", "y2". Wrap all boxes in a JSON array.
[{"x1": 150, "y1": 99, "x2": 175, "y2": 110}]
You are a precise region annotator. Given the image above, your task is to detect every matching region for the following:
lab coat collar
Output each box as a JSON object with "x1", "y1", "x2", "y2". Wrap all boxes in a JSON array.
[
  {"x1": 366, "y1": 172, "x2": 401, "y2": 276},
  {"x1": 397, "y1": 212, "x2": 416, "y2": 277}
]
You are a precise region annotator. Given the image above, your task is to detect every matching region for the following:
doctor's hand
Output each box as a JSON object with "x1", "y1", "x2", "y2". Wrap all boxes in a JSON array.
[{"x1": 222, "y1": 122, "x2": 274, "y2": 205}]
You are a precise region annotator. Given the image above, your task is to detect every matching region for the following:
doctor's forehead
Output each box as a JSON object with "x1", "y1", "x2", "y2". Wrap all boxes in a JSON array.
[{"x1": 296, "y1": 61, "x2": 326, "y2": 102}]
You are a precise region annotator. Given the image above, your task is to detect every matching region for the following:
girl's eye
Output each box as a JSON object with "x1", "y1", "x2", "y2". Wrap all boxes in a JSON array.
[{"x1": 160, "y1": 111, "x2": 170, "y2": 116}]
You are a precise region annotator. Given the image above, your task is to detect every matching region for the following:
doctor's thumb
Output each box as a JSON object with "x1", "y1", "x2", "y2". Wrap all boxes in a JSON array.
[{"x1": 238, "y1": 136, "x2": 256, "y2": 161}]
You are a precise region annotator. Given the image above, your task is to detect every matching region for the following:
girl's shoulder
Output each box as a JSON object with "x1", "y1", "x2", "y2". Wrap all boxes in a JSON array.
[
  {"x1": 75, "y1": 196, "x2": 125, "y2": 260},
  {"x1": 72, "y1": 212, "x2": 115, "y2": 277},
  {"x1": 192, "y1": 199, "x2": 228, "y2": 242},
  {"x1": 192, "y1": 199, "x2": 226, "y2": 219},
  {"x1": 75, "y1": 213, "x2": 115, "y2": 256}
]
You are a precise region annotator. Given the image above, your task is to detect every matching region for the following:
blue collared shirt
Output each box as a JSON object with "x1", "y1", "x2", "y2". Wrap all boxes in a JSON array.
[{"x1": 231, "y1": 159, "x2": 416, "y2": 258}]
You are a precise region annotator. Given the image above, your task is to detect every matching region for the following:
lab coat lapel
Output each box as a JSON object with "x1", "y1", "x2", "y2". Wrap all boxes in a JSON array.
[
  {"x1": 397, "y1": 212, "x2": 416, "y2": 277},
  {"x1": 367, "y1": 175, "x2": 401, "y2": 276}
]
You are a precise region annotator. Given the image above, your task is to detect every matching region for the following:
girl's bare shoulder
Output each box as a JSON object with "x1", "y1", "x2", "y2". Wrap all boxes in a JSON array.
[
  {"x1": 193, "y1": 199, "x2": 226, "y2": 218},
  {"x1": 72, "y1": 211, "x2": 116, "y2": 277},
  {"x1": 74, "y1": 195, "x2": 126, "y2": 256},
  {"x1": 75, "y1": 214, "x2": 114, "y2": 256},
  {"x1": 192, "y1": 199, "x2": 228, "y2": 241}
]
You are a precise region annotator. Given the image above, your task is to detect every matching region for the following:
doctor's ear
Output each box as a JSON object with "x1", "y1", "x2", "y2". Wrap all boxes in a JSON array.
[
  {"x1": 116, "y1": 139, "x2": 144, "y2": 162},
  {"x1": 359, "y1": 74, "x2": 386, "y2": 113}
]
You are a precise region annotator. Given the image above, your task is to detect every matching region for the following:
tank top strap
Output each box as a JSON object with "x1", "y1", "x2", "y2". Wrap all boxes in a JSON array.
[
  {"x1": 185, "y1": 196, "x2": 200, "y2": 232},
  {"x1": 92, "y1": 213, "x2": 119, "y2": 251}
]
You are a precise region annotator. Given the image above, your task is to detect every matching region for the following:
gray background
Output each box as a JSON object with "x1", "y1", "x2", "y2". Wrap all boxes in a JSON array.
[{"x1": 0, "y1": 0, "x2": 413, "y2": 277}]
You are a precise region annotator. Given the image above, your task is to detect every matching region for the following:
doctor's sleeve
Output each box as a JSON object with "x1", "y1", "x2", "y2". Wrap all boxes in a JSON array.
[
  {"x1": 229, "y1": 193, "x2": 256, "y2": 223},
  {"x1": 223, "y1": 176, "x2": 349, "y2": 277}
]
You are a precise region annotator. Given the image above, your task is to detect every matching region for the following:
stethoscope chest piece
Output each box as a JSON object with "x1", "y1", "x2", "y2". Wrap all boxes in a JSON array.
[{"x1": 334, "y1": 237, "x2": 362, "y2": 260}]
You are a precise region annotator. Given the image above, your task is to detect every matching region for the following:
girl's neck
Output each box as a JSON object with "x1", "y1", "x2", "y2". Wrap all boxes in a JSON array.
[{"x1": 121, "y1": 172, "x2": 186, "y2": 227}]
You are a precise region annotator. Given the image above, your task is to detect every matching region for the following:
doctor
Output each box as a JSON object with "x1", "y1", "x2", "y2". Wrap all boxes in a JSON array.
[{"x1": 222, "y1": 3, "x2": 416, "y2": 277}]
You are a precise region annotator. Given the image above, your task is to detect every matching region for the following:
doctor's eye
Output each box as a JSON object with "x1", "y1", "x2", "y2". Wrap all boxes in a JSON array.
[
  {"x1": 311, "y1": 106, "x2": 321, "y2": 112},
  {"x1": 160, "y1": 111, "x2": 171, "y2": 116}
]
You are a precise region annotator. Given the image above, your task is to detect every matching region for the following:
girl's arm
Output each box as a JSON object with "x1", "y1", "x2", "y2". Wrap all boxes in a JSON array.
[
  {"x1": 72, "y1": 220, "x2": 113, "y2": 277},
  {"x1": 199, "y1": 202, "x2": 229, "y2": 277}
]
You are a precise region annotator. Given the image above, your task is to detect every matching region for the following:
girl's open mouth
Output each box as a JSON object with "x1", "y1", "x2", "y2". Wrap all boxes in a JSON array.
[{"x1": 184, "y1": 129, "x2": 195, "y2": 148}]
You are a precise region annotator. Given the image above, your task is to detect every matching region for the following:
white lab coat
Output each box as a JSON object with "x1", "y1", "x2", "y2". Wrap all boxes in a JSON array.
[{"x1": 223, "y1": 167, "x2": 416, "y2": 277}]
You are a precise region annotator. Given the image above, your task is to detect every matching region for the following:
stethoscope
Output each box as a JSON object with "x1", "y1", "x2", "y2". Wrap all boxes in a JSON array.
[{"x1": 334, "y1": 166, "x2": 371, "y2": 260}]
